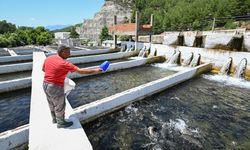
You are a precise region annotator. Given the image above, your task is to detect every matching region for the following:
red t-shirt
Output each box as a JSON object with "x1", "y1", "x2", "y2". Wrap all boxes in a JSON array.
[{"x1": 43, "y1": 55, "x2": 77, "y2": 86}]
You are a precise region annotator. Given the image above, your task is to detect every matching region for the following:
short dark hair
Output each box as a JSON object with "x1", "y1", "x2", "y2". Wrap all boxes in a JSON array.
[{"x1": 57, "y1": 45, "x2": 70, "y2": 54}]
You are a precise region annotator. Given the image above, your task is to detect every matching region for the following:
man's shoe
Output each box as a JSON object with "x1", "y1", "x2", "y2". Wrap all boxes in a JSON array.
[{"x1": 56, "y1": 118, "x2": 73, "y2": 128}]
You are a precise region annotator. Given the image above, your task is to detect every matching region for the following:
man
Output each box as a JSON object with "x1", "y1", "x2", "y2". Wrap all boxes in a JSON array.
[{"x1": 42, "y1": 45, "x2": 102, "y2": 128}]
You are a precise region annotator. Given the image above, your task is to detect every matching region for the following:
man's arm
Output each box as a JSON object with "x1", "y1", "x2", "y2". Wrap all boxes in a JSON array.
[{"x1": 75, "y1": 67, "x2": 102, "y2": 74}]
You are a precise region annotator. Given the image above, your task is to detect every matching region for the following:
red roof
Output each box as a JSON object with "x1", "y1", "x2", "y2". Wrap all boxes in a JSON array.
[{"x1": 109, "y1": 23, "x2": 152, "y2": 33}]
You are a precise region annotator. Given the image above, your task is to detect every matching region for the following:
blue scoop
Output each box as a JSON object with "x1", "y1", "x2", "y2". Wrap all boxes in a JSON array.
[{"x1": 99, "y1": 61, "x2": 110, "y2": 72}]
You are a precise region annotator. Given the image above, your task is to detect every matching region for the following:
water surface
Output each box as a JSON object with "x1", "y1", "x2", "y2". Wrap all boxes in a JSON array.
[
  {"x1": 68, "y1": 65, "x2": 175, "y2": 108},
  {"x1": 84, "y1": 76, "x2": 250, "y2": 150}
]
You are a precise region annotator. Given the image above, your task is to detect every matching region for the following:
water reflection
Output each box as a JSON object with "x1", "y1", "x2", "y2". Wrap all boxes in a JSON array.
[{"x1": 84, "y1": 77, "x2": 250, "y2": 150}]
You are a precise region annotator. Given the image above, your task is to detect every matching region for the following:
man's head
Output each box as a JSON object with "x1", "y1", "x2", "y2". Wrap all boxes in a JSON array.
[{"x1": 58, "y1": 45, "x2": 71, "y2": 59}]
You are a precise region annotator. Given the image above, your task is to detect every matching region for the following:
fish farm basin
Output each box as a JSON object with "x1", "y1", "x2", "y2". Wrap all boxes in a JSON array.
[{"x1": 0, "y1": 42, "x2": 250, "y2": 150}]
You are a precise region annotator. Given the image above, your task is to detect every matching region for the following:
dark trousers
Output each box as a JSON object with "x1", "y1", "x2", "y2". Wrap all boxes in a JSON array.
[{"x1": 43, "y1": 82, "x2": 65, "y2": 118}]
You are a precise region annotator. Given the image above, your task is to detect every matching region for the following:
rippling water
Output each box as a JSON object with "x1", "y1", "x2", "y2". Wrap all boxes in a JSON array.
[
  {"x1": 68, "y1": 65, "x2": 175, "y2": 108},
  {"x1": 0, "y1": 71, "x2": 31, "y2": 82},
  {"x1": 0, "y1": 88, "x2": 31, "y2": 133},
  {"x1": 84, "y1": 76, "x2": 250, "y2": 150}
]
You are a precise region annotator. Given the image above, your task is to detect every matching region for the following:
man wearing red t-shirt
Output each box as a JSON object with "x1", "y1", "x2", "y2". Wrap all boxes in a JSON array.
[{"x1": 43, "y1": 45, "x2": 102, "y2": 128}]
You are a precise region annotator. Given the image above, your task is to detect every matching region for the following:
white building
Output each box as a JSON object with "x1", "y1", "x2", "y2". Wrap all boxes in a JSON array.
[{"x1": 54, "y1": 32, "x2": 70, "y2": 39}]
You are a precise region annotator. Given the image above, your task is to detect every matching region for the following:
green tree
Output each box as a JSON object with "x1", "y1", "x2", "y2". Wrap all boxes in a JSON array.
[
  {"x1": 99, "y1": 26, "x2": 112, "y2": 43},
  {"x1": 0, "y1": 20, "x2": 16, "y2": 34},
  {"x1": 70, "y1": 27, "x2": 79, "y2": 38},
  {"x1": 0, "y1": 35, "x2": 10, "y2": 47},
  {"x1": 36, "y1": 32, "x2": 53, "y2": 46}
]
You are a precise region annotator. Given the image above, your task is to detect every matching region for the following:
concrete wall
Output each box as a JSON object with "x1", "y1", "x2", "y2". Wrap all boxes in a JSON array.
[
  {"x1": 0, "y1": 78, "x2": 31, "y2": 93},
  {"x1": 69, "y1": 58, "x2": 147, "y2": 79},
  {"x1": 0, "y1": 63, "x2": 32, "y2": 74},
  {"x1": 74, "y1": 63, "x2": 212, "y2": 122},
  {"x1": 0, "y1": 55, "x2": 33, "y2": 64},
  {"x1": 0, "y1": 125, "x2": 29, "y2": 150},
  {"x1": 160, "y1": 29, "x2": 250, "y2": 52},
  {"x1": 244, "y1": 31, "x2": 250, "y2": 52},
  {"x1": 183, "y1": 31, "x2": 197, "y2": 47},
  {"x1": 203, "y1": 30, "x2": 235, "y2": 49},
  {"x1": 163, "y1": 32, "x2": 179, "y2": 45},
  {"x1": 68, "y1": 51, "x2": 138, "y2": 64},
  {"x1": 120, "y1": 41, "x2": 250, "y2": 78}
]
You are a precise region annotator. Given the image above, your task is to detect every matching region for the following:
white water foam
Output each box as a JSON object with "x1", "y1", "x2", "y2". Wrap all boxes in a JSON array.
[
  {"x1": 152, "y1": 63, "x2": 189, "y2": 72},
  {"x1": 202, "y1": 74, "x2": 250, "y2": 89},
  {"x1": 168, "y1": 119, "x2": 187, "y2": 134}
]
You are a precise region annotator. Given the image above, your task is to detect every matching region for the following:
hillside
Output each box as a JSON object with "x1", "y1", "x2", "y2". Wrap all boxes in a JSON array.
[{"x1": 112, "y1": 0, "x2": 250, "y2": 34}]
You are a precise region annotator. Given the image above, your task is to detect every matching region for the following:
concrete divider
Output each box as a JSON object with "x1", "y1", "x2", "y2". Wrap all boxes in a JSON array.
[
  {"x1": 68, "y1": 51, "x2": 138, "y2": 64},
  {"x1": 0, "y1": 48, "x2": 115, "y2": 65},
  {"x1": 0, "y1": 78, "x2": 31, "y2": 93},
  {"x1": 0, "y1": 51, "x2": 137, "y2": 75},
  {"x1": 0, "y1": 63, "x2": 32, "y2": 74},
  {"x1": 69, "y1": 57, "x2": 147, "y2": 79},
  {"x1": 74, "y1": 63, "x2": 212, "y2": 123},
  {"x1": 0, "y1": 125, "x2": 29, "y2": 150},
  {"x1": 0, "y1": 55, "x2": 33, "y2": 64},
  {"x1": 70, "y1": 48, "x2": 116, "y2": 57},
  {"x1": 0, "y1": 56, "x2": 158, "y2": 93}
]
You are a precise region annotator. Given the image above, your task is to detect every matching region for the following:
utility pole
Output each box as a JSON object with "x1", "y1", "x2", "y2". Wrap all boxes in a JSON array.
[{"x1": 212, "y1": 17, "x2": 215, "y2": 32}]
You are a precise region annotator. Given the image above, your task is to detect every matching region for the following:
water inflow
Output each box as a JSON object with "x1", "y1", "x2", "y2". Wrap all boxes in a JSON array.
[
  {"x1": 219, "y1": 57, "x2": 232, "y2": 75},
  {"x1": 189, "y1": 54, "x2": 201, "y2": 67},
  {"x1": 0, "y1": 48, "x2": 11, "y2": 57},
  {"x1": 84, "y1": 76, "x2": 250, "y2": 150},
  {"x1": 167, "y1": 51, "x2": 180, "y2": 65},
  {"x1": 234, "y1": 58, "x2": 247, "y2": 78},
  {"x1": 182, "y1": 52, "x2": 193, "y2": 66}
]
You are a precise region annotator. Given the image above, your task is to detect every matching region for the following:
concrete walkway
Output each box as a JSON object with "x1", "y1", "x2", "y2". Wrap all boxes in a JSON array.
[{"x1": 28, "y1": 52, "x2": 92, "y2": 150}]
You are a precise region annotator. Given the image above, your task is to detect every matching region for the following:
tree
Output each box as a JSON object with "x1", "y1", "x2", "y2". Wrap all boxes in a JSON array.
[
  {"x1": 36, "y1": 32, "x2": 53, "y2": 46},
  {"x1": 70, "y1": 27, "x2": 79, "y2": 38},
  {"x1": 0, "y1": 20, "x2": 16, "y2": 34},
  {"x1": 0, "y1": 35, "x2": 10, "y2": 47},
  {"x1": 99, "y1": 26, "x2": 112, "y2": 43}
]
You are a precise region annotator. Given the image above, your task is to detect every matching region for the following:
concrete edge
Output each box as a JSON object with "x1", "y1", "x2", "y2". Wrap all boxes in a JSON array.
[
  {"x1": 0, "y1": 78, "x2": 31, "y2": 94},
  {"x1": 0, "y1": 63, "x2": 32, "y2": 74},
  {"x1": 0, "y1": 125, "x2": 29, "y2": 150}
]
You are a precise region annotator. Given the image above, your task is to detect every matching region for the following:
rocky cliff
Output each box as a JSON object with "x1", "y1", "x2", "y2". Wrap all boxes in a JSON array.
[{"x1": 78, "y1": 1, "x2": 132, "y2": 41}]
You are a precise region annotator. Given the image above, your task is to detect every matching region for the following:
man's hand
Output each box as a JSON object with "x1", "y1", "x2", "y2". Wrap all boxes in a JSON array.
[
  {"x1": 94, "y1": 67, "x2": 103, "y2": 73},
  {"x1": 75, "y1": 67, "x2": 103, "y2": 74}
]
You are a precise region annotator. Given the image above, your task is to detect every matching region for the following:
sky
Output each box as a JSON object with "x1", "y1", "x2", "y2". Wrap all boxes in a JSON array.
[{"x1": 0, "y1": 0, "x2": 105, "y2": 27}]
